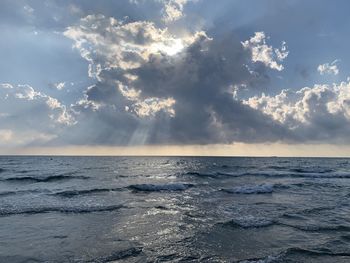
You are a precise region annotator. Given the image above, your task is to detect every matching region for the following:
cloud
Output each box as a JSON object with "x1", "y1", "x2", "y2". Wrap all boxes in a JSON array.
[
  {"x1": 0, "y1": 129, "x2": 13, "y2": 142},
  {"x1": 118, "y1": 81, "x2": 176, "y2": 117},
  {"x1": 244, "y1": 80, "x2": 350, "y2": 143},
  {"x1": 242, "y1": 32, "x2": 289, "y2": 71},
  {"x1": 0, "y1": 129, "x2": 57, "y2": 147},
  {"x1": 2, "y1": 0, "x2": 350, "y2": 151},
  {"x1": 0, "y1": 83, "x2": 74, "y2": 146},
  {"x1": 161, "y1": 0, "x2": 189, "y2": 22},
  {"x1": 317, "y1": 60, "x2": 339, "y2": 75},
  {"x1": 60, "y1": 15, "x2": 290, "y2": 146},
  {"x1": 54, "y1": 82, "x2": 66, "y2": 90},
  {"x1": 130, "y1": 0, "x2": 190, "y2": 23},
  {"x1": 63, "y1": 14, "x2": 209, "y2": 122},
  {"x1": 63, "y1": 14, "x2": 203, "y2": 74}
]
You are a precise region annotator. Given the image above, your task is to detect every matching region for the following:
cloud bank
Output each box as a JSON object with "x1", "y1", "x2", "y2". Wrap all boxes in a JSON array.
[{"x1": 1, "y1": 0, "x2": 349, "y2": 151}]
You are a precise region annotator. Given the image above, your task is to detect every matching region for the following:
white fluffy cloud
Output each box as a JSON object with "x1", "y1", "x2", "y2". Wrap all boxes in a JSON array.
[
  {"x1": 64, "y1": 14, "x2": 203, "y2": 74},
  {"x1": 317, "y1": 60, "x2": 339, "y2": 75},
  {"x1": 118, "y1": 82, "x2": 176, "y2": 117},
  {"x1": 161, "y1": 0, "x2": 189, "y2": 22},
  {"x1": 0, "y1": 83, "x2": 75, "y2": 126},
  {"x1": 242, "y1": 32, "x2": 289, "y2": 71},
  {"x1": 244, "y1": 80, "x2": 350, "y2": 141}
]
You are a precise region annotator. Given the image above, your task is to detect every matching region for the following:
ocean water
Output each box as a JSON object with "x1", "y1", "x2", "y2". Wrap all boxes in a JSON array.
[{"x1": 1, "y1": 157, "x2": 350, "y2": 262}]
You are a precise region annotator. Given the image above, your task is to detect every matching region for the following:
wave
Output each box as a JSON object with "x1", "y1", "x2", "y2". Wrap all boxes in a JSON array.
[
  {"x1": 128, "y1": 183, "x2": 193, "y2": 192},
  {"x1": 184, "y1": 171, "x2": 240, "y2": 178},
  {"x1": 237, "y1": 246, "x2": 350, "y2": 263},
  {"x1": 0, "y1": 204, "x2": 125, "y2": 216},
  {"x1": 0, "y1": 189, "x2": 50, "y2": 197},
  {"x1": 53, "y1": 187, "x2": 123, "y2": 197},
  {"x1": 289, "y1": 168, "x2": 334, "y2": 174},
  {"x1": 0, "y1": 191, "x2": 18, "y2": 197},
  {"x1": 83, "y1": 166, "x2": 109, "y2": 171},
  {"x1": 89, "y1": 246, "x2": 143, "y2": 262},
  {"x1": 219, "y1": 164, "x2": 245, "y2": 169},
  {"x1": 154, "y1": 205, "x2": 170, "y2": 210},
  {"x1": 220, "y1": 214, "x2": 350, "y2": 232},
  {"x1": 3, "y1": 174, "x2": 88, "y2": 183},
  {"x1": 185, "y1": 170, "x2": 350, "y2": 179},
  {"x1": 341, "y1": 234, "x2": 350, "y2": 241},
  {"x1": 184, "y1": 171, "x2": 218, "y2": 177},
  {"x1": 222, "y1": 183, "x2": 276, "y2": 194},
  {"x1": 0, "y1": 168, "x2": 6, "y2": 173},
  {"x1": 241, "y1": 171, "x2": 350, "y2": 179},
  {"x1": 220, "y1": 216, "x2": 275, "y2": 229},
  {"x1": 16, "y1": 170, "x2": 33, "y2": 174},
  {"x1": 279, "y1": 223, "x2": 350, "y2": 232},
  {"x1": 289, "y1": 205, "x2": 337, "y2": 216},
  {"x1": 266, "y1": 165, "x2": 288, "y2": 170},
  {"x1": 237, "y1": 253, "x2": 282, "y2": 263},
  {"x1": 290, "y1": 181, "x2": 341, "y2": 189},
  {"x1": 216, "y1": 172, "x2": 242, "y2": 177},
  {"x1": 284, "y1": 247, "x2": 350, "y2": 257},
  {"x1": 296, "y1": 173, "x2": 350, "y2": 178}
]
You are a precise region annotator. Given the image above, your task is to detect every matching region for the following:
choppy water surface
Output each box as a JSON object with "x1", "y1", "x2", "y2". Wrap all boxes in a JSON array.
[{"x1": 1, "y1": 156, "x2": 350, "y2": 262}]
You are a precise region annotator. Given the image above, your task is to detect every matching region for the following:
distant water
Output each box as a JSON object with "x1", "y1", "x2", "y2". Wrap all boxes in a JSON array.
[{"x1": 1, "y1": 156, "x2": 350, "y2": 262}]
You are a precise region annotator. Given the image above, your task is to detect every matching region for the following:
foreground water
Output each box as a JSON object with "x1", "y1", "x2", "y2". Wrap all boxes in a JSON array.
[{"x1": 1, "y1": 156, "x2": 350, "y2": 262}]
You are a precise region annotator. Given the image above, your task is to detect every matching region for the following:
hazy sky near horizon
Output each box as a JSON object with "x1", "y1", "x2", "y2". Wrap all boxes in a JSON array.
[{"x1": 1, "y1": 0, "x2": 350, "y2": 154}]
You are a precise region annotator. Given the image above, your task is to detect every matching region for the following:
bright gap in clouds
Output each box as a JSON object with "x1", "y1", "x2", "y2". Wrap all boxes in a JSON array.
[{"x1": 151, "y1": 38, "x2": 185, "y2": 56}]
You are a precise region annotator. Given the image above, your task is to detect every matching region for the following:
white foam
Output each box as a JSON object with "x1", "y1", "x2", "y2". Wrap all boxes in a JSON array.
[{"x1": 224, "y1": 183, "x2": 274, "y2": 194}]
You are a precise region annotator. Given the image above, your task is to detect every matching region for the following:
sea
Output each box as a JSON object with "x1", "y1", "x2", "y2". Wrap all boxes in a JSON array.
[{"x1": 1, "y1": 156, "x2": 350, "y2": 262}]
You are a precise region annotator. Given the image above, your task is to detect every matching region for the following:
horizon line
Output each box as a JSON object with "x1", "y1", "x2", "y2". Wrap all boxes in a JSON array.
[{"x1": 1, "y1": 143, "x2": 350, "y2": 157}]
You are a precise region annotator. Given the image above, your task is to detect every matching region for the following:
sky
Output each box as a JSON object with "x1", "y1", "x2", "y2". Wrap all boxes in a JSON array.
[{"x1": 1, "y1": 0, "x2": 350, "y2": 156}]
